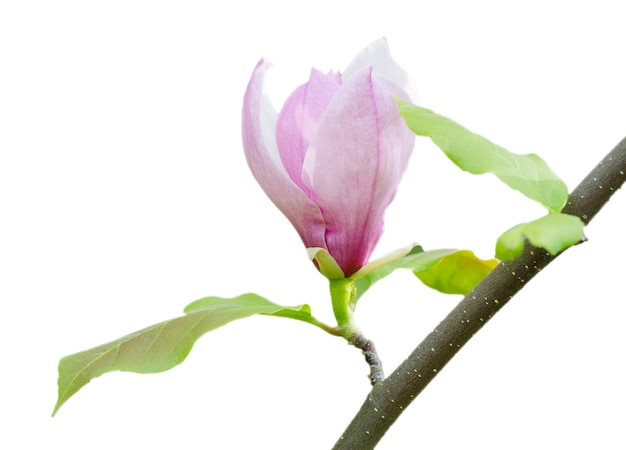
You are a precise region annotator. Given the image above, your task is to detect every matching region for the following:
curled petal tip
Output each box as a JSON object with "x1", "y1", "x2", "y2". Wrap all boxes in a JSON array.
[{"x1": 344, "y1": 38, "x2": 418, "y2": 102}]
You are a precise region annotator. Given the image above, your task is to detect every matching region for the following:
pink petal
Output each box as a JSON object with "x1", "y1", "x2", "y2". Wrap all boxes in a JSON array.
[
  {"x1": 343, "y1": 37, "x2": 418, "y2": 102},
  {"x1": 242, "y1": 60, "x2": 327, "y2": 250},
  {"x1": 276, "y1": 68, "x2": 341, "y2": 194},
  {"x1": 302, "y1": 66, "x2": 415, "y2": 276}
]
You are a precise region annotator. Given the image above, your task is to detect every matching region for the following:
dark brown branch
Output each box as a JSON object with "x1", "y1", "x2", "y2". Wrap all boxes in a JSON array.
[{"x1": 333, "y1": 136, "x2": 626, "y2": 449}]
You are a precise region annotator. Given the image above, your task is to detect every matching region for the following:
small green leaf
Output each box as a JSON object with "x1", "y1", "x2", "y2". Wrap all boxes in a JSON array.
[
  {"x1": 352, "y1": 247, "x2": 457, "y2": 300},
  {"x1": 398, "y1": 101, "x2": 569, "y2": 213},
  {"x1": 307, "y1": 247, "x2": 345, "y2": 279},
  {"x1": 414, "y1": 250, "x2": 499, "y2": 295},
  {"x1": 54, "y1": 294, "x2": 314, "y2": 416},
  {"x1": 351, "y1": 244, "x2": 423, "y2": 279},
  {"x1": 496, "y1": 213, "x2": 585, "y2": 260}
]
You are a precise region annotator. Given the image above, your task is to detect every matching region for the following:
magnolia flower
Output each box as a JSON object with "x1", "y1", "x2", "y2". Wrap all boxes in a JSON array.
[{"x1": 242, "y1": 38, "x2": 416, "y2": 277}]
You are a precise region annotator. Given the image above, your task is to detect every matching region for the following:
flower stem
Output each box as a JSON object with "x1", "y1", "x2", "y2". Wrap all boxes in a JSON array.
[
  {"x1": 329, "y1": 278, "x2": 358, "y2": 336},
  {"x1": 329, "y1": 278, "x2": 384, "y2": 384}
]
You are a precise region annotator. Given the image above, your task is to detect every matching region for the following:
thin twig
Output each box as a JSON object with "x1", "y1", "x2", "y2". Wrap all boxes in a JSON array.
[{"x1": 351, "y1": 334, "x2": 384, "y2": 384}]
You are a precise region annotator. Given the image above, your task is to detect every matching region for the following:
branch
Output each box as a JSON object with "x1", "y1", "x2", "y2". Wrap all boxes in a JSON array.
[{"x1": 333, "y1": 136, "x2": 626, "y2": 449}]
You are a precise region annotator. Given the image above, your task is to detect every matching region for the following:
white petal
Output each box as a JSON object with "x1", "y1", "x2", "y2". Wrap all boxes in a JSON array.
[{"x1": 343, "y1": 37, "x2": 418, "y2": 102}]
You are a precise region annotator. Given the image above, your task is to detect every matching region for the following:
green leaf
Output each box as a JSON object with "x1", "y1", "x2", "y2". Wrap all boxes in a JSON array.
[
  {"x1": 414, "y1": 250, "x2": 499, "y2": 295},
  {"x1": 398, "y1": 101, "x2": 569, "y2": 213},
  {"x1": 351, "y1": 247, "x2": 457, "y2": 300},
  {"x1": 54, "y1": 294, "x2": 314, "y2": 416},
  {"x1": 351, "y1": 244, "x2": 423, "y2": 279},
  {"x1": 496, "y1": 213, "x2": 585, "y2": 260},
  {"x1": 307, "y1": 247, "x2": 345, "y2": 279}
]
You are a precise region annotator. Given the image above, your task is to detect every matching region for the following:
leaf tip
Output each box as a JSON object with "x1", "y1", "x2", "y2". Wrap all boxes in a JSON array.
[{"x1": 51, "y1": 400, "x2": 63, "y2": 417}]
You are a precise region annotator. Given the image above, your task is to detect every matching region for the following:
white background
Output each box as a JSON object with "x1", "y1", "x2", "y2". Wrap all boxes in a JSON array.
[{"x1": 1, "y1": 1, "x2": 625, "y2": 448}]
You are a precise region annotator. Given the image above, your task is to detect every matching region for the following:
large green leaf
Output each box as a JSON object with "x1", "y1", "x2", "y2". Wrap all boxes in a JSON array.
[
  {"x1": 414, "y1": 250, "x2": 498, "y2": 295},
  {"x1": 398, "y1": 101, "x2": 569, "y2": 213},
  {"x1": 496, "y1": 213, "x2": 585, "y2": 260},
  {"x1": 54, "y1": 294, "x2": 315, "y2": 416}
]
